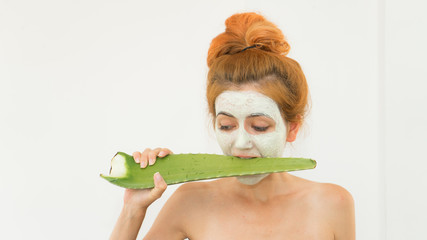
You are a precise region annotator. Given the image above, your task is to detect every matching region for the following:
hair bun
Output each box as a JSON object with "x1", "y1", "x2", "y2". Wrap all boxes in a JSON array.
[{"x1": 207, "y1": 12, "x2": 290, "y2": 67}]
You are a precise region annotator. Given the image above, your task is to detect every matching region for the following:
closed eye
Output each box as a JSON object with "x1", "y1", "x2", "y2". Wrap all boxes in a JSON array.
[
  {"x1": 220, "y1": 125, "x2": 235, "y2": 131},
  {"x1": 252, "y1": 126, "x2": 269, "y2": 132}
]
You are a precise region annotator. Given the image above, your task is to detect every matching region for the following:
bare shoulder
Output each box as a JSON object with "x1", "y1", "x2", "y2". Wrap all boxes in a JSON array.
[
  {"x1": 309, "y1": 183, "x2": 354, "y2": 215},
  {"x1": 292, "y1": 176, "x2": 354, "y2": 209},
  {"x1": 313, "y1": 182, "x2": 353, "y2": 207},
  {"x1": 297, "y1": 179, "x2": 355, "y2": 239},
  {"x1": 317, "y1": 183, "x2": 355, "y2": 239}
]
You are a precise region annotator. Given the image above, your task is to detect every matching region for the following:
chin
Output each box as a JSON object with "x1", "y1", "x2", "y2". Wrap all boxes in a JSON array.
[{"x1": 236, "y1": 173, "x2": 269, "y2": 185}]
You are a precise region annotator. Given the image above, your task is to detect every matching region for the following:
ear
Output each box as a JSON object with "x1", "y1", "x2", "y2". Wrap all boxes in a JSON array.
[{"x1": 286, "y1": 122, "x2": 301, "y2": 142}]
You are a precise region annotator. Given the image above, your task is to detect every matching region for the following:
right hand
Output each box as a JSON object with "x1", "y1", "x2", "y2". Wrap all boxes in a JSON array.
[{"x1": 122, "y1": 148, "x2": 173, "y2": 209}]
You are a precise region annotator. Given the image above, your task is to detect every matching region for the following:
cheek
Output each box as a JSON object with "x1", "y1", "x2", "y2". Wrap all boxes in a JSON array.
[
  {"x1": 215, "y1": 129, "x2": 236, "y2": 154},
  {"x1": 252, "y1": 131, "x2": 287, "y2": 157}
]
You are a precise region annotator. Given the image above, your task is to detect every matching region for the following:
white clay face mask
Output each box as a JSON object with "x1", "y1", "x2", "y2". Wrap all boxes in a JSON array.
[{"x1": 214, "y1": 90, "x2": 288, "y2": 185}]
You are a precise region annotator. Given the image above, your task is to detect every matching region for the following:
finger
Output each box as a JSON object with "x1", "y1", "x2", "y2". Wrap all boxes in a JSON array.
[
  {"x1": 141, "y1": 148, "x2": 151, "y2": 168},
  {"x1": 158, "y1": 148, "x2": 173, "y2": 157},
  {"x1": 132, "y1": 151, "x2": 142, "y2": 163},
  {"x1": 150, "y1": 172, "x2": 167, "y2": 200},
  {"x1": 148, "y1": 150, "x2": 158, "y2": 166},
  {"x1": 151, "y1": 147, "x2": 163, "y2": 158}
]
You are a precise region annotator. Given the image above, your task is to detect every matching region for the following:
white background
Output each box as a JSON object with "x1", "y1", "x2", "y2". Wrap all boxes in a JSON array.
[{"x1": 1, "y1": 0, "x2": 426, "y2": 239}]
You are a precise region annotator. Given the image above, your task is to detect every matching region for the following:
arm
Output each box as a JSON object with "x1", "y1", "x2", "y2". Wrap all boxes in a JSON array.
[
  {"x1": 110, "y1": 204, "x2": 147, "y2": 240},
  {"x1": 324, "y1": 184, "x2": 355, "y2": 240},
  {"x1": 109, "y1": 148, "x2": 170, "y2": 240},
  {"x1": 110, "y1": 173, "x2": 167, "y2": 240},
  {"x1": 333, "y1": 191, "x2": 355, "y2": 240}
]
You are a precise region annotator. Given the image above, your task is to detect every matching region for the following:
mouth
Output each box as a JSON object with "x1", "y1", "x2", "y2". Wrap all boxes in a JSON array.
[{"x1": 233, "y1": 155, "x2": 260, "y2": 159}]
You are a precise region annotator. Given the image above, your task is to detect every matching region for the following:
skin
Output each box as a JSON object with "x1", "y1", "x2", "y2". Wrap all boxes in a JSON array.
[{"x1": 110, "y1": 85, "x2": 355, "y2": 240}]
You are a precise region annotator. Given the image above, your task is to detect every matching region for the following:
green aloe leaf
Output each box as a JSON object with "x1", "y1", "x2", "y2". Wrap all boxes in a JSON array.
[{"x1": 100, "y1": 152, "x2": 316, "y2": 189}]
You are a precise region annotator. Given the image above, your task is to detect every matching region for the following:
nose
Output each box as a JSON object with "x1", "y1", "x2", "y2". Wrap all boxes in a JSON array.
[{"x1": 234, "y1": 128, "x2": 253, "y2": 149}]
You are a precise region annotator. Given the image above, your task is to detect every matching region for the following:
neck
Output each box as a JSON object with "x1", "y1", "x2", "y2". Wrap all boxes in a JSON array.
[{"x1": 232, "y1": 172, "x2": 293, "y2": 202}]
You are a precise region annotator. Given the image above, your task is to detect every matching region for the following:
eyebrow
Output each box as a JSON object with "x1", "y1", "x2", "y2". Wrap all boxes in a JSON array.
[
  {"x1": 216, "y1": 112, "x2": 273, "y2": 119},
  {"x1": 247, "y1": 113, "x2": 273, "y2": 119},
  {"x1": 217, "y1": 111, "x2": 235, "y2": 117}
]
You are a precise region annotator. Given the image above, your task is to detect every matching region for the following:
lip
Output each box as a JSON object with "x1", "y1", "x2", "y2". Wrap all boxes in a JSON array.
[{"x1": 233, "y1": 155, "x2": 260, "y2": 159}]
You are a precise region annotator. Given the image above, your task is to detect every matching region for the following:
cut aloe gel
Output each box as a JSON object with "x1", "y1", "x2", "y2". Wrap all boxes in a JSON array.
[{"x1": 100, "y1": 152, "x2": 316, "y2": 189}]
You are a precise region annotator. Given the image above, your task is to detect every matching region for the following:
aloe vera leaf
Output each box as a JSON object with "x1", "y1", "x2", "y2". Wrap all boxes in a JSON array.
[{"x1": 100, "y1": 152, "x2": 316, "y2": 189}]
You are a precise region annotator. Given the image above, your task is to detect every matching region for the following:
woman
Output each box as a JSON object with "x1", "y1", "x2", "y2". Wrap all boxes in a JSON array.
[{"x1": 111, "y1": 12, "x2": 355, "y2": 240}]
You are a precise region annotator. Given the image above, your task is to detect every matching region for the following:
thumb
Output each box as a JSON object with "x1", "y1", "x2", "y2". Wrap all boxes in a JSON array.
[{"x1": 150, "y1": 172, "x2": 167, "y2": 200}]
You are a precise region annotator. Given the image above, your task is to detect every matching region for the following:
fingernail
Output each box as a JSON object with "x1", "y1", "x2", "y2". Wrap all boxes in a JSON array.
[
  {"x1": 149, "y1": 157, "x2": 155, "y2": 165},
  {"x1": 135, "y1": 157, "x2": 140, "y2": 163},
  {"x1": 154, "y1": 172, "x2": 161, "y2": 181},
  {"x1": 158, "y1": 151, "x2": 166, "y2": 157}
]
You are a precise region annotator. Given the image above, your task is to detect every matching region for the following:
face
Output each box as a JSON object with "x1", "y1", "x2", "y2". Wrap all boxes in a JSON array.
[{"x1": 214, "y1": 90, "x2": 288, "y2": 185}]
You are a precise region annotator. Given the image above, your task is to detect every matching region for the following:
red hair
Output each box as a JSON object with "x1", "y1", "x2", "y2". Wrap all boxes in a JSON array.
[{"x1": 207, "y1": 12, "x2": 309, "y2": 125}]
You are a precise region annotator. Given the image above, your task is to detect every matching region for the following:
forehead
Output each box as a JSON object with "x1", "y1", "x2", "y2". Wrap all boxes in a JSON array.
[{"x1": 215, "y1": 90, "x2": 281, "y2": 118}]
